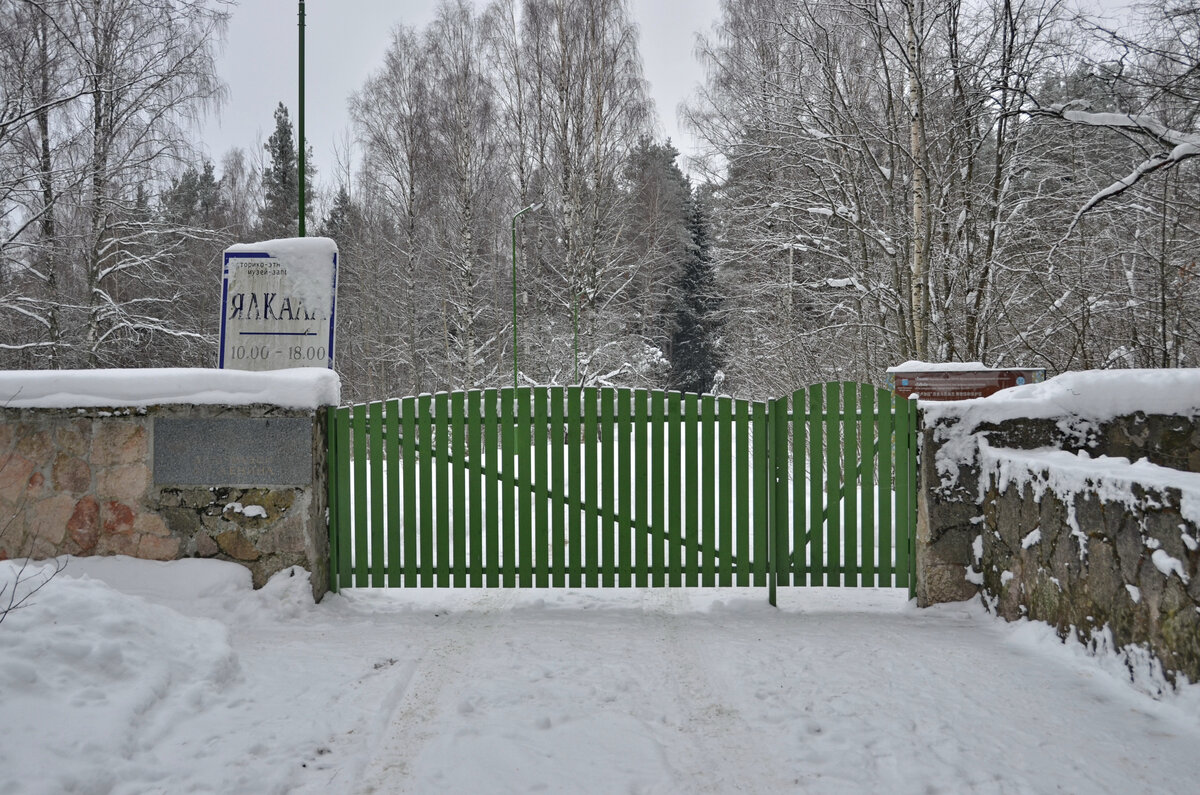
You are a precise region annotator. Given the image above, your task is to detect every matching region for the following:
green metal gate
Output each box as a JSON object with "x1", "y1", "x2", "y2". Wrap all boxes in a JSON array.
[{"x1": 325, "y1": 383, "x2": 917, "y2": 598}]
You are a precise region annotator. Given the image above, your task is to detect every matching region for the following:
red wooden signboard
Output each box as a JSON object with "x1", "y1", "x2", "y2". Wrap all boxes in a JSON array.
[{"x1": 887, "y1": 366, "x2": 1045, "y2": 401}]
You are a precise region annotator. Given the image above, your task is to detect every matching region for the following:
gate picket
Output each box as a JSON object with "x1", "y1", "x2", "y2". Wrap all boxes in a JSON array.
[
  {"x1": 517, "y1": 388, "x2": 533, "y2": 587},
  {"x1": 842, "y1": 383, "x2": 858, "y2": 587},
  {"x1": 467, "y1": 390, "x2": 483, "y2": 587},
  {"x1": 651, "y1": 390, "x2": 666, "y2": 586},
  {"x1": 549, "y1": 387, "x2": 566, "y2": 587},
  {"x1": 769, "y1": 397, "x2": 788, "y2": 601},
  {"x1": 483, "y1": 390, "x2": 500, "y2": 587},
  {"x1": 701, "y1": 396, "x2": 717, "y2": 587},
  {"x1": 500, "y1": 389, "x2": 516, "y2": 587},
  {"x1": 860, "y1": 385, "x2": 876, "y2": 587},
  {"x1": 633, "y1": 389, "x2": 649, "y2": 587},
  {"x1": 352, "y1": 403, "x2": 368, "y2": 587},
  {"x1": 752, "y1": 400, "x2": 768, "y2": 586},
  {"x1": 328, "y1": 383, "x2": 918, "y2": 596},
  {"x1": 401, "y1": 397, "x2": 417, "y2": 586},
  {"x1": 878, "y1": 389, "x2": 894, "y2": 587},
  {"x1": 616, "y1": 389, "x2": 632, "y2": 587},
  {"x1": 824, "y1": 383, "x2": 840, "y2": 586},
  {"x1": 681, "y1": 394, "x2": 696, "y2": 585},
  {"x1": 385, "y1": 399, "x2": 401, "y2": 586},
  {"x1": 667, "y1": 392, "x2": 683, "y2": 587},
  {"x1": 368, "y1": 400, "x2": 384, "y2": 587},
  {"x1": 717, "y1": 397, "x2": 733, "y2": 587},
  {"x1": 792, "y1": 389, "x2": 806, "y2": 586},
  {"x1": 600, "y1": 389, "x2": 616, "y2": 586},
  {"x1": 735, "y1": 399, "x2": 750, "y2": 587},
  {"x1": 451, "y1": 392, "x2": 467, "y2": 587},
  {"x1": 434, "y1": 393, "x2": 450, "y2": 587},
  {"x1": 583, "y1": 388, "x2": 599, "y2": 587},
  {"x1": 534, "y1": 388, "x2": 550, "y2": 587},
  {"x1": 417, "y1": 395, "x2": 433, "y2": 587},
  {"x1": 566, "y1": 387, "x2": 581, "y2": 586},
  {"x1": 808, "y1": 384, "x2": 824, "y2": 586}
]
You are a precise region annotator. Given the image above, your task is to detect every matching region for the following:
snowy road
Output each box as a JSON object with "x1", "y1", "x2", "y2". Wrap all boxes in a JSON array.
[{"x1": 2, "y1": 558, "x2": 1198, "y2": 794}]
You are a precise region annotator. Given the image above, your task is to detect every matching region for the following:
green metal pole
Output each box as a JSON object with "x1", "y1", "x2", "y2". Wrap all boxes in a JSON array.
[
  {"x1": 298, "y1": 1, "x2": 306, "y2": 237},
  {"x1": 573, "y1": 289, "x2": 578, "y2": 384},
  {"x1": 511, "y1": 213, "x2": 518, "y2": 388},
  {"x1": 511, "y1": 203, "x2": 542, "y2": 388}
]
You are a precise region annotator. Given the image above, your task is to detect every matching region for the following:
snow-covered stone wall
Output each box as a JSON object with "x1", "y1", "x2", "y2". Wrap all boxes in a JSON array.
[
  {"x1": 0, "y1": 369, "x2": 339, "y2": 600},
  {"x1": 917, "y1": 370, "x2": 1200, "y2": 684}
]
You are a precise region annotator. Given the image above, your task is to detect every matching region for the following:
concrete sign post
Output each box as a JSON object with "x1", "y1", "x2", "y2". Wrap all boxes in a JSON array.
[{"x1": 219, "y1": 237, "x2": 338, "y2": 371}]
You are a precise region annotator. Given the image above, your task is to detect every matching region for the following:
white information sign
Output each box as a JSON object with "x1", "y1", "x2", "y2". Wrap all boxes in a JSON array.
[{"x1": 219, "y1": 237, "x2": 338, "y2": 371}]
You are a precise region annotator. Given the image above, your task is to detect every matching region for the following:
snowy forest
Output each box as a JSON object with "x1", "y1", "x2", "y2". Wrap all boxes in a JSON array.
[{"x1": 0, "y1": 0, "x2": 1197, "y2": 402}]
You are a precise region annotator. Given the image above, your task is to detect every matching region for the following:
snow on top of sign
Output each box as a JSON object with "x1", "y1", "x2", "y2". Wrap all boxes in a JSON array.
[
  {"x1": 224, "y1": 237, "x2": 338, "y2": 307},
  {"x1": 0, "y1": 368, "x2": 340, "y2": 409},
  {"x1": 923, "y1": 369, "x2": 1200, "y2": 426},
  {"x1": 886, "y1": 360, "x2": 1030, "y2": 372},
  {"x1": 225, "y1": 236, "x2": 338, "y2": 258}
]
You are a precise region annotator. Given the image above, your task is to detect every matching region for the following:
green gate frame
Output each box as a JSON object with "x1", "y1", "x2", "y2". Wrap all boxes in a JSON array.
[{"x1": 326, "y1": 383, "x2": 917, "y2": 601}]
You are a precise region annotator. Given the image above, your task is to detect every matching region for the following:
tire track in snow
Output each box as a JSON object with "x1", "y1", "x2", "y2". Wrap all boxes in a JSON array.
[
  {"x1": 355, "y1": 591, "x2": 516, "y2": 794},
  {"x1": 646, "y1": 590, "x2": 789, "y2": 792}
]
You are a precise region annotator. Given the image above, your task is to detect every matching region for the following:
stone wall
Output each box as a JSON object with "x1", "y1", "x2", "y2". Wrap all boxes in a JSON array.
[
  {"x1": 0, "y1": 404, "x2": 329, "y2": 600},
  {"x1": 978, "y1": 445, "x2": 1199, "y2": 684},
  {"x1": 918, "y1": 403, "x2": 1200, "y2": 684}
]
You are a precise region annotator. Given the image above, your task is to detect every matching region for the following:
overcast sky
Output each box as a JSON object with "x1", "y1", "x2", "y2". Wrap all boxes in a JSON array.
[{"x1": 199, "y1": 0, "x2": 723, "y2": 185}]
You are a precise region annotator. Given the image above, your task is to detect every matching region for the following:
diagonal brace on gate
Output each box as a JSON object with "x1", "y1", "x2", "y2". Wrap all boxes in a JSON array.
[{"x1": 397, "y1": 433, "x2": 744, "y2": 567}]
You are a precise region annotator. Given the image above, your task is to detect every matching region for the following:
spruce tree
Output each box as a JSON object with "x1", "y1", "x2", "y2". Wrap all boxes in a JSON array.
[
  {"x1": 319, "y1": 185, "x2": 361, "y2": 242},
  {"x1": 669, "y1": 189, "x2": 723, "y2": 394},
  {"x1": 163, "y1": 161, "x2": 223, "y2": 228},
  {"x1": 260, "y1": 102, "x2": 314, "y2": 238}
]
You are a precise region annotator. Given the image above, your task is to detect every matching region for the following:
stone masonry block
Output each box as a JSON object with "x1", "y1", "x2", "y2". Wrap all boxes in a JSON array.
[
  {"x1": 66, "y1": 496, "x2": 100, "y2": 552},
  {"x1": 135, "y1": 534, "x2": 181, "y2": 561},
  {"x1": 92, "y1": 422, "x2": 148, "y2": 467},
  {"x1": 133, "y1": 513, "x2": 170, "y2": 538},
  {"x1": 102, "y1": 501, "x2": 136, "y2": 535},
  {"x1": 96, "y1": 463, "x2": 149, "y2": 503},
  {"x1": 25, "y1": 493, "x2": 74, "y2": 550},
  {"x1": 55, "y1": 423, "x2": 90, "y2": 457},
  {"x1": 0, "y1": 453, "x2": 35, "y2": 503},
  {"x1": 53, "y1": 454, "x2": 91, "y2": 495},
  {"x1": 15, "y1": 430, "x2": 53, "y2": 463}
]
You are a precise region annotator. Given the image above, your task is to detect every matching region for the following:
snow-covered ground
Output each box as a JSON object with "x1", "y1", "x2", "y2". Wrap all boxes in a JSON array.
[{"x1": 2, "y1": 556, "x2": 1199, "y2": 795}]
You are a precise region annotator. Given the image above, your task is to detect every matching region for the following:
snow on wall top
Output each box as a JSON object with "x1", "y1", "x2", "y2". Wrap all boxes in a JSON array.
[
  {"x1": 980, "y1": 443, "x2": 1200, "y2": 527},
  {"x1": 923, "y1": 369, "x2": 1200, "y2": 427},
  {"x1": 0, "y1": 368, "x2": 341, "y2": 409}
]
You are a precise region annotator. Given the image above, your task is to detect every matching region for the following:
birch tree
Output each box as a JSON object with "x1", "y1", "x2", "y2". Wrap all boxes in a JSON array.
[
  {"x1": 0, "y1": 0, "x2": 229, "y2": 368},
  {"x1": 427, "y1": 0, "x2": 505, "y2": 388},
  {"x1": 516, "y1": 0, "x2": 651, "y2": 384},
  {"x1": 350, "y1": 25, "x2": 438, "y2": 394},
  {"x1": 687, "y1": 0, "x2": 1084, "y2": 390}
]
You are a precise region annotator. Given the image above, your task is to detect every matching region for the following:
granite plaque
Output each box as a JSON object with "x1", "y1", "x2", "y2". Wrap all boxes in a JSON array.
[{"x1": 154, "y1": 417, "x2": 313, "y2": 486}]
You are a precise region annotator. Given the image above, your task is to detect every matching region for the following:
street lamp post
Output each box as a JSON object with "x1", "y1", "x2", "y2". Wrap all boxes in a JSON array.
[
  {"x1": 511, "y1": 202, "x2": 543, "y2": 388},
  {"x1": 298, "y1": 1, "x2": 306, "y2": 237}
]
